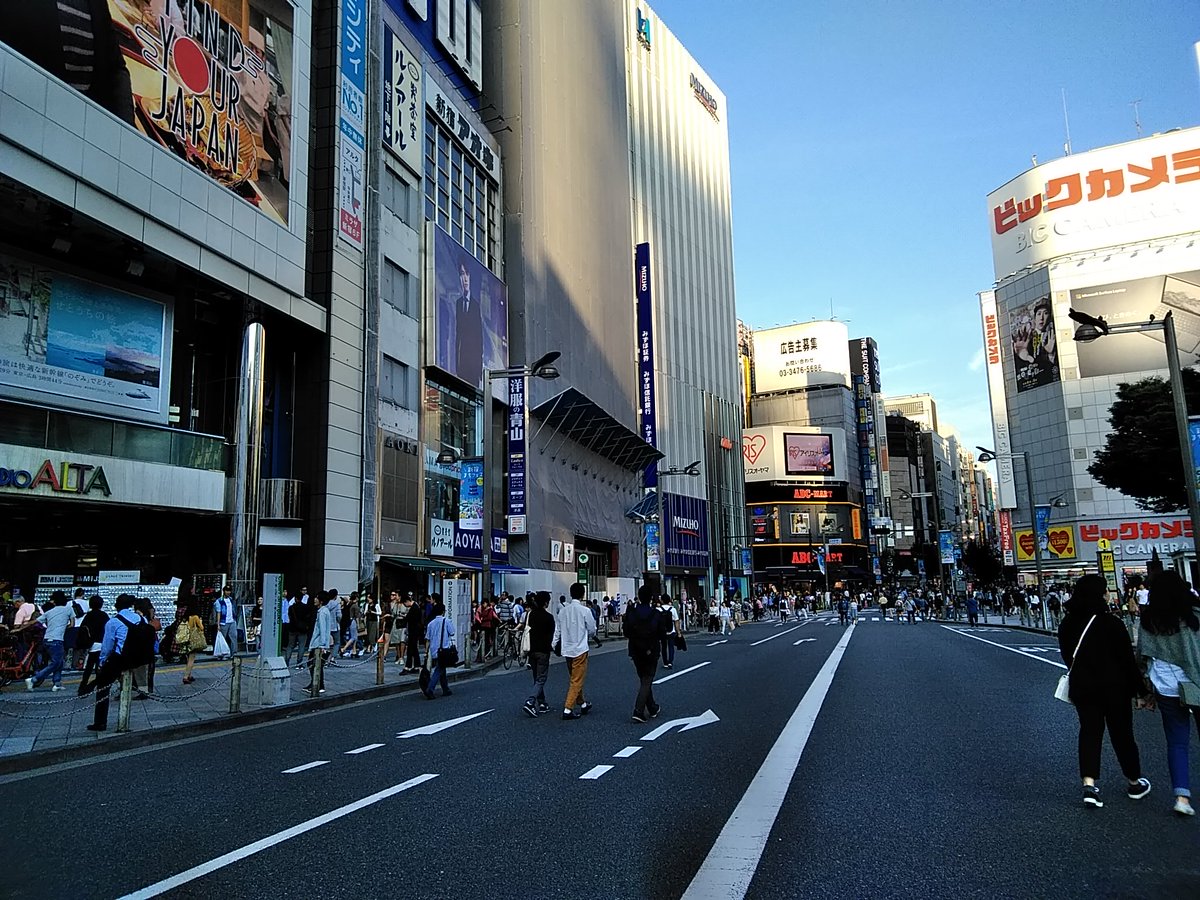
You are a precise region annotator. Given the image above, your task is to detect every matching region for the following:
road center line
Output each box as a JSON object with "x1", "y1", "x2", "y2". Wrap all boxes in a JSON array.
[
  {"x1": 118, "y1": 774, "x2": 439, "y2": 900},
  {"x1": 939, "y1": 625, "x2": 1066, "y2": 669},
  {"x1": 345, "y1": 743, "x2": 385, "y2": 755},
  {"x1": 706, "y1": 640, "x2": 728, "y2": 646},
  {"x1": 654, "y1": 661, "x2": 711, "y2": 684},
  {"x1": 613, "y1": 746, "x2": 641, "y2": 758},
  {"x1": 281, "y1": 760, "x2": 329, "y2": 774},
  {"x1": 681, "y1": 625, "x2": 856, "y2": 900},
  {"x1": 750, "y1": 624, "x2": 807, "y2": 646},
  {"x1": 580, "y1": 765, "x2": 613, "y2": 780}
]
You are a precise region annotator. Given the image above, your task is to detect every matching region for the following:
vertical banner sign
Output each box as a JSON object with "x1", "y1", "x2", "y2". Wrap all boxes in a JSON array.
[
  {"x1": 261, "y1": 573, "x2": 284, "y2": 658},
  {"x1": 635, "y1": 243, "x2": 658, "y2": 487},
  {"x1": 938, "y1": 530, "x2": 955, "y2": 565},
  {"x1": 458, "y1": 459, "x2": 484, "y2": 532},
  {"x1": 1034, "y1": 504, "x2": 1052, "y2": 556},
  {"x1": 741, "y1": 547, "x2": 753, "y2": 574},
  {"x1": 1098, "y1": 549, "x2": 1119, "y2": 594},
  {"x1": 338, "y1": 0, "x2": 368, "y2": 247},
  {"x1": 382, "y1": 26, "x2": 424, "y2": 175},
  {"x1": 645, "y1": 523, "x2": 661, "y2": 573},
  {"x1": 1190, "y1": 417, "x2": 1200, "y2": 497},
  {"x1": 979, "y1": 290, "x2": 1017, "y2": 509},
  {"x1": 999, "y1": 510, "x2": 1015, "y2": 566},
  {"x1": 506, "y1": 376, "x2": 528, "y2": 535}
]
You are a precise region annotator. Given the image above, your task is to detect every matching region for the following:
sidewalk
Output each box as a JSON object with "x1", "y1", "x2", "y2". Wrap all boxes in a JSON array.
[{"x1": 0, "y1": 648, "x2": 502, "y2": 767}]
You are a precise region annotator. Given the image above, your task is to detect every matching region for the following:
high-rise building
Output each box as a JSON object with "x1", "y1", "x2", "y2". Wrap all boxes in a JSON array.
[{"x1": 884, "y1": 393, "x2": 939, "y2": 433}]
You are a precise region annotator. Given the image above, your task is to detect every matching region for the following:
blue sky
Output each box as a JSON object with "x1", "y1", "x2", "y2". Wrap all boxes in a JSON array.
[{"x1": 651, "y1": 0, "x2": 1200, "y2": 452}]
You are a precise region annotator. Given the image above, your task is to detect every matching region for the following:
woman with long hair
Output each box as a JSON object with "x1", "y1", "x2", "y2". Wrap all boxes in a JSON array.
[
  {"x1": 1138, "y1": 570, "x2": 1200, "y2": 816},
  {"x1": 1058, "y1": 574, "x2": 1152, "y2": 808},
  {"x1": 339, "y1": 591, "x2": 361, "y2": 658}
]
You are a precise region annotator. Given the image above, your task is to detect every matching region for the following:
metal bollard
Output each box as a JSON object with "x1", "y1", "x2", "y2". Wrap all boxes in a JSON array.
[
  {"x1": 116, "y1": 671, "x2": 133, "y2": 733},
  {"x1": 376, "y1": 647, "x2": 384, "y2": 685},
  {"x1": 229, "y1": 656, "x2": 242, "y2": 713}
]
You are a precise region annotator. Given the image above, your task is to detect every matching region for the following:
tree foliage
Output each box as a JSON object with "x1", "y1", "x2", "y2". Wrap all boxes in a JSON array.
[
  {"x1": 1088, "y1": 368, "x2": 1200, "y2": 513},
  {"x1": 962, "y1": 540, "x2": 1002, "y2": 585}
]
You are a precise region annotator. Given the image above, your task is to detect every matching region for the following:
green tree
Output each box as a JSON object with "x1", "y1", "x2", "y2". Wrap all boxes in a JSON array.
[
  {"x1": 1088, "y1": 369, "x2": 1200, "y2": 513},
  {"x1": 962, "y1": 540, "x2": 1002, "y2": 585}
]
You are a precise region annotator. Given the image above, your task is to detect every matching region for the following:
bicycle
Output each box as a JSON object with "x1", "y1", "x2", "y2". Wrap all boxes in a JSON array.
[{"x1": 497, "y1": 623, "x2": 521, "y2": 670}]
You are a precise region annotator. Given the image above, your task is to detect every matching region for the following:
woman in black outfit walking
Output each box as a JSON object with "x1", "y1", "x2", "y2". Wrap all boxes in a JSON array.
[{"x1": 1058, "y1": 574, "x2": 1153, "y2": 808}]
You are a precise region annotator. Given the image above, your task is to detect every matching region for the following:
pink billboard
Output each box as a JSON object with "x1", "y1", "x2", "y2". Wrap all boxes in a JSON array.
[{"x1": 783, "y1": 433, "x2": 834, "y2": 476}]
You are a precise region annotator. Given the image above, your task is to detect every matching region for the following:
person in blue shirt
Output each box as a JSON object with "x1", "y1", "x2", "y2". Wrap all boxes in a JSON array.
[{"x1": 88, "y1": 594, "x2": 141, "y2": 732}]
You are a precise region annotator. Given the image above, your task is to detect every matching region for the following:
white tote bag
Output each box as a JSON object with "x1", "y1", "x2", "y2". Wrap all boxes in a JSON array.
[{"x1": 1055, "y1": 615, "x2": 1096, "y2": 703}]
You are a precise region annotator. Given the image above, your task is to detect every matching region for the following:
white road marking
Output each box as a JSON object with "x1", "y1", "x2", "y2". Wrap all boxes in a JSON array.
[
  {"x1": 751, "y1": 624, "x2": 808, "y2": 646},
  {"x1": 118, "y1": 774, "x2": 439, "y2": 899},
  {"x1": 613, "y1": 746, "x2": 642, "y2": 758},
  {"x1": 580, "y1": 765, "x2": 613, "y2": 780},
  {"x1": 871, "y1": 617, "x2": 880, "y2": 621},
  {"x1": 654, "y1": 661, "x2": 712, "y2": 684},
  {"x1": 396, "y1": 709, "x2": 493, "y2": 738},
  {"x1": 681, "y1": 626, "x2": 856, "y2": 900},
  {"x1": 345, "y1": 743, "x2": 385, "y2": 755},
  {"x1": 640, "y1": 709, "x2": 720, "y2": 742},
  {"x1": 940, "y1": 625, "x2": 1066, "y2": 669},
  {"x1": 793, "y1": 638, "x2": 816, "y2": 646},
  {"x1": 706, "y1": 640, "x2": 728, "y2": 647},
  {"x1": 281, "y1": 760, "x2": 329, "y2": 774}
]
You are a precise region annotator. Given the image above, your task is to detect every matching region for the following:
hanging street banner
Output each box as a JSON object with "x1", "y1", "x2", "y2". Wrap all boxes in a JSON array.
[
  {"x1": 337, "y1": 0, "x2": 367, "y2": 247},
  {"x1": 506, "y1": 376, "x2": 527, "y2": 535},
  {"x1": 635, "y1": 242, "x2": 658, "y2": 487}
]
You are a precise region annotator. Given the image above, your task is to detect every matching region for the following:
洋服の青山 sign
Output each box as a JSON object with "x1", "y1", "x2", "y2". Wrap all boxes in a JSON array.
[{"x1": 0, "y1": 459, "x2": 111, "y2": 497}]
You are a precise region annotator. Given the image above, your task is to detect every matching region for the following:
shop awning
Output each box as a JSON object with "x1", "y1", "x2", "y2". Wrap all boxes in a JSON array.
[
  {"x1": 453, "y1": 561, "x2": 529, "y2": 575},
  {"x1": 531, "y1": 388, "x2": 664, "y2": 472},
  {"x1": 379, "y1": 555, "x2": 461, "y2": 571},
  {"x1": 625, "y1": 491, "x2": 659, "y2": 522}
]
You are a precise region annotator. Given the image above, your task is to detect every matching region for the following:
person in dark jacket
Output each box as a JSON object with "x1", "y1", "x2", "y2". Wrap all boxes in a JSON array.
[
  {"x1": 624, "y1": 584, "x2": 668, "y2": 723},
  {"x1": 1058, "y1": 574, "x2": 1152, "y2": 808},
  {"x1": 522, "y1": 592, "x2": 556, "y2": 717},
  {"x1": 404, "y1": 594, "x2": 426, "y2": 673},
  {"x1": 76, "y1": 595, "x2": 109, "y2": 696}
]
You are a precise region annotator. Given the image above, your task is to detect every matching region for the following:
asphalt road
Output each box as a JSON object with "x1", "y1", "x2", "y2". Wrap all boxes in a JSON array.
[{"x1": 2, "y1": 611, "x2": 1197, "y2": 900}]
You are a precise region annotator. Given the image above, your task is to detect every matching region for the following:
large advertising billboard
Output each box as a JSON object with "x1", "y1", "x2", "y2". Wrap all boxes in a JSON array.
[
  {"x1": 979, "y1": 291, "x2": 1017, "y2": 509},
  {"x1": 0, "y1": 0, "x2": 296, "y2": 227},
  {"x1": 1009, "y1": 295, "x2": 1059, "y2": 392},
  {"x1": 1067, "y1": 272, "x2": 1200, "y2": 377},
  {"x1": 751, "y1": 321, "x2": 851, "y2": 393},
  {"x1": 635, "y1": 242, "x2": 658, "y2": 487},
  {"x1": 783, "y1": 433, "x2": 835, "y2": 476},
  {"x1": 743, "y1": 426, "x2": 847, "y2": 483},
  {"x1": 431, "y1": 226, "x2": 507, "y2": 389},
  {"x1": 987, "y1": 126, "x2": 1200, "y2": 276},
  {"x1": 661, "y1": 492, "x2": 710, "y2": 569},
  {"x1": 0, "y1": 252, "x2": 171, "y2": 424}
]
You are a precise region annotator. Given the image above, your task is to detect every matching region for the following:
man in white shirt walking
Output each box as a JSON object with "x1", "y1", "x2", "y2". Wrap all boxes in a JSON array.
[
  {"x1": 554, "y1": 583, "x2": 597, "y2": 720},
  {"x1": 214, "y1": 586, "x2": 239, "y2": 658}
]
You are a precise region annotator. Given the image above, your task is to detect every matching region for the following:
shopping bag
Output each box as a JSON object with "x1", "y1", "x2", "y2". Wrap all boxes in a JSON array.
[
  {"x1": 213, "y1": 631, "x2": 231, "y2": 657},
  {"x1": 674, "y1": 633, "x2": 688, "y2": 651}
]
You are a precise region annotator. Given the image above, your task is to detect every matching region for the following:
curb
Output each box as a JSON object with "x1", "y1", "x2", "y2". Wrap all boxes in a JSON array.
[{"x1": 0, "y1": 658, "x2": 504, "y2": 776}]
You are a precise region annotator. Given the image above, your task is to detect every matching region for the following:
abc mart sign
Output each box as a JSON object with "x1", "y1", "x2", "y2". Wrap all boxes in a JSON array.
[{"x1": 0, "y1": 444, "x2": 224, "y2": 511}]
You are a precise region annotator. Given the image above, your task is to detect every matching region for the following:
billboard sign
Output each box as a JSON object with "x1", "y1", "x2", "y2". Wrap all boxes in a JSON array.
[
  {"x1": 635, "y1": 242, "x2": 658, "y2": 487},
  {"x1": 0, "y1": 253, "x2": 171, "y2": 424},
  {"x1": 431, "y1": 226, "x2": 507, "y2": 389},
  {"x1": 938, "y1": 530, "x2": 955, "y2": 565},
  {"x1": 338, "y1": 0, "x2": 368, "y2": 247},
  {"x1": 1014, "y1": 523, "x2": 1076, "y2": 562},
  {"x1": 979, "y1": 291, "x2": 1017, "y2": 508},
  {"x1": 751, "y1": 321, "x2": 851, "y2": 393},
  {"x1": 1068, "y1": 272, "x2": 1200, "y2": 377},
  {"x1": 506, "y1": 376, "x2": 527, "y2": 533},
  {"x1": 457, "y1": 459, "x2": 483, "y2": 532},
  {"x1": 661, "y1": 492, "x2": 710, "y2": 569},
  {"x1": 987, "y1": 126, "x2": 1200, "y2": 275},
  {"x1": 783, "y1": 433, "x2": 835, "y2": 476},
  {"x1": 998, "y1": 509, "x2": 1015, "y2": 566},
  {"x1": 743, "y1": 426, "x2": 846, "y2": 483},
  {"x1": 849, "y1": 337, "x2": 881, "y2": 393},
  {"x1": 645, "y1": 522, "x2": 660, "y2": 572},
  {"x1": 382, "y1": 23, "x2": 423, "y2": 176},
  {"x1": 1010, "y1": 295, "x2": 1059, "y2": 392}
]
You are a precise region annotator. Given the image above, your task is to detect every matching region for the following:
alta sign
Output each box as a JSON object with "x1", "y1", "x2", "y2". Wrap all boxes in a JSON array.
[{"x1": 0, "y1": 458, "x2": 111, "y2": 497}]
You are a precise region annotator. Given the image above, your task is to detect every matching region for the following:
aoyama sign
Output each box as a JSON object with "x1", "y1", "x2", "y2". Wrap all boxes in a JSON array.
[{"x1": 988, "y1": 126, "x2": 1200, "y2": 276}]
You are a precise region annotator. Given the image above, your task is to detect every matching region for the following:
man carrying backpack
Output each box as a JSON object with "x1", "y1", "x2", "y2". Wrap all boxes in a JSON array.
[
  {"x1": 624, "y1": 584, "x2": 667, "y2": 723},
  {"x1": 88, "y1": 594, "x2": 155, "y2": 732}
]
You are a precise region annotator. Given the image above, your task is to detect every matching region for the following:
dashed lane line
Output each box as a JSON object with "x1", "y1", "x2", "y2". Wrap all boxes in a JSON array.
[
  {"x1": 613, "y1": 746, "x2": 641, "y2": 758},
  {"x1": 580, "y1": 765, "x2": 614, "y2": 780},
  {"x1": 282, "y1": 760, "x2": 329, "y2": 774},
  {"x1": 750, "y1": 624, "x2": 808, "y2": 646},
  {"x1": 654, "y1": 661, "x2": 712, "y2": 685},
  {"x1": 345, "y1": 743, "x2": 385, "y2": 755},
  {"x1": 940, "y1": 625, "x2": 1066, "y2": 669}
]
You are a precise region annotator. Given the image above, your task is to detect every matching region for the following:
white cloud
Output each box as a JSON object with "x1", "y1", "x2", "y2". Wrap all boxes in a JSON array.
[{"x1": 968, "y1": 347, "x2": 985, "y2": 371}]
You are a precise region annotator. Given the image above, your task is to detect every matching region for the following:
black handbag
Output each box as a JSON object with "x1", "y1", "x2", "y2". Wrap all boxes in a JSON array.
[
  {"x1": 438, "y1": 645, "x2": 460, "y2": 668},
  {"x1": 675, "y1": 633, "x2": 688, "y2": 651}
]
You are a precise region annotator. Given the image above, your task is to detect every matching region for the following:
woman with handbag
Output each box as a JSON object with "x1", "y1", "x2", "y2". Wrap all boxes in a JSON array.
[
  {"x1": 174, "y1": 604, "x2": 208, "y2": 684},
  {"x1": 1138, "y1": 571, "x2": 1200, "y2": 816},
  {"x1": 1058, "y1": 574, "x2": 1152, "y2": 808},
  {"x1": 422, "y1": 601, "x2": 456, "y2": 700}
]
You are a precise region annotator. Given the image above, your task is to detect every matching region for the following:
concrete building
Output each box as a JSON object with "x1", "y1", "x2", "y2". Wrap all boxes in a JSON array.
[
  {"x1": 884, "y1": 393, "x2": 938, "y2": 434},
  {"x1": 982, "y1": 125, "x2": 1200, "y2": 584}
]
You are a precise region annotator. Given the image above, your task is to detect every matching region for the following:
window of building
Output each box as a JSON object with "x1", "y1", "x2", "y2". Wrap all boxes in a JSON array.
[
  {"x1": 381, "y1": 165, "x2": 414, "y2": 226},
  {"x1": 422, "y1": 379, "x2": 481, "y2": 523},
  {"x1": 381, "y1": 260, "x2": 414, "y2": 317},
  {"x1": 381, "y1": 355, "x2": 414, "y2": 409},
  {"x1": 424, "y1": 115, "x2": 498, "y2": 270}
]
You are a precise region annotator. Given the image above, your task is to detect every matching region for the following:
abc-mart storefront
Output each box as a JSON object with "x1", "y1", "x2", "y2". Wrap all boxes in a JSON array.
[{"x1": 984, "y1": 126, "x2": 1200, "y2": 585}]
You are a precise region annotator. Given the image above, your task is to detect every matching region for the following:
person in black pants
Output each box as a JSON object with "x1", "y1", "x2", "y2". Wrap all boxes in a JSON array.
[
  {"x1": 404, "y1": 594, "x2": 426, "y2": 673},
  {"x1": 1058, "y1": 574, "x2": 1153, "y2": 808},
  {"x1": 522, "y1": 592, "x2": 555, "y2": 717},
  {"x1": 88, "y1": 595, "x2": 141, "y2": 732},
  {"x1": 624, "y1": 585, "x2": 667, "y2": 723}
]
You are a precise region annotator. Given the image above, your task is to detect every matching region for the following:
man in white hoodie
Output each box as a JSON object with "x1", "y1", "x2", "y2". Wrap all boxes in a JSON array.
[{"x1": 553, "y1": 583, "x2": 597, "y2": 720}]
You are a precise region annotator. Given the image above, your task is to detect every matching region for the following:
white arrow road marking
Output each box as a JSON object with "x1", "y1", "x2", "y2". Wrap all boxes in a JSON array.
[
  {"x1": 706, "y1": 640, "x2": 728, "y2": 647},
  {"x1": 751, "y1": 625, "x2": 808, "y2": 646},
  {"x1": 282, "y1": 760, "x2": 329, "y2": 774},
  {"x1": 396, "y1": 709, "x2": 493, "y2": 739},
  {"x1": 613, "y1": 746, "x2": 642, "y2": 758},
  {"x1": 793, "y1": 638, "x2": 816, "y2": 646},
  {"x1": 640, "y1": 708, "x2": 720, "y2": 742},
  {"x1": 345, "y1": 743, "x2": 385, "y2": 755},
  {"x1": 580, "y1": 765, "x2": 613, "y2": 780},
  {"x1": 654, "y1": 661, "x2": 711, "y2": 684},
  {"x1": 118, "y1": 774, "x2": 439, "y2": 900},
  {"x1": 941, "y1": 625, "x2": 1066, "y2": 668}
]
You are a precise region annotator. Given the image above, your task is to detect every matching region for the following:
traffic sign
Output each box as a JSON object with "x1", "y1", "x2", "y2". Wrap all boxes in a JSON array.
[
  {"x1": 1097, "y1": 538, "x2": 1111, "y2": 552},
  {"x1": 577, "y1": 553, "x2": 589, "y2": 564}
]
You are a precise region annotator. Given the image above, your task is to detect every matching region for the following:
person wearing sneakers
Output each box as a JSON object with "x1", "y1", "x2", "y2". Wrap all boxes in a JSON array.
[
  {"x1": 1058, "y1": 574, "x2": 1153, "y2": 809},
  {"x1": 25, "y1": 591, "x2": 73, "y2": 692},
  {"x1": 553, "y1": 583, "x2": 596, "y2": 720},
  {"x1": 624, "y1": 584, "x2": 666, "y2": 723},
  {"x1": 522, "y1": 592, "x2": 555, "y2": 717},
  {"x1": 1137, "y1": 571, "x2": 1200, "y2": 817}
]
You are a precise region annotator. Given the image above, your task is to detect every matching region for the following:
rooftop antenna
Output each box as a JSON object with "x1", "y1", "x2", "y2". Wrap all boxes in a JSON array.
[
  {"x1": 1061, "y1": 88, "x2": 1072, "y2": 156},
  {"x1": 1130, "y1": 98, "x2": 1143, "y2": 137}
]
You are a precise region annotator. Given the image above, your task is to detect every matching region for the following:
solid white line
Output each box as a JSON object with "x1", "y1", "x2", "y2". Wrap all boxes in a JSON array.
[
  {"x1": 654, "y1": 661, "x2": 712, "y2": 685},
  {"x1": 706, "y1": 640, "x2": 728, "y2": 647},
  {"x1": 939, "y1": 625, "x2": 1066, "y2": 669},
  {"x1": 750, "y1": 624, "x2": 807, "y2": 646},
  {"x1": 281, "y1": 760, "x2": 329, "y2": 774},
  {"x1": 580, "y1": 765, "x2": 613, "y2": 780},
  {"x1": 681, "y1": 625, "x2": 856, "y2": 900},
  {"x1": 345, "y1": 743, "x2": 385, "y2": 755},
  {"x1": 118, "y1": 774, "x2": 439, "y2": 899},
  {"x1": 613, "y1": 746, "x2": 642, "y2": 758}
]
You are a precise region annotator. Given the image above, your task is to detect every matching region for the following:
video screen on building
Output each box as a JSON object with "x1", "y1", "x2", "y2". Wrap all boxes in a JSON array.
[
  {"x1": 783, "y1": 432, "x2": 834, "y2": 476},
  {"x1": 0, "y1": 0, "x2": 295, "y2": 226}
]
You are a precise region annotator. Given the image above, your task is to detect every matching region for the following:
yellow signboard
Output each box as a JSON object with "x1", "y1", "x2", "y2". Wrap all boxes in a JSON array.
[{"x1": 1014, "y1": 524, "x2": 1077, "y2": 562}]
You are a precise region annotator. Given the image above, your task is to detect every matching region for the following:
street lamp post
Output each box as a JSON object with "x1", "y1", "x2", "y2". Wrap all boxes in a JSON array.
[
  {"x1": 976, "y1": 447, "x2": 1046, "y2": 628},
  {"x1": 1069, "y1": 309, "x2": 1200, "y2": 575}
]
